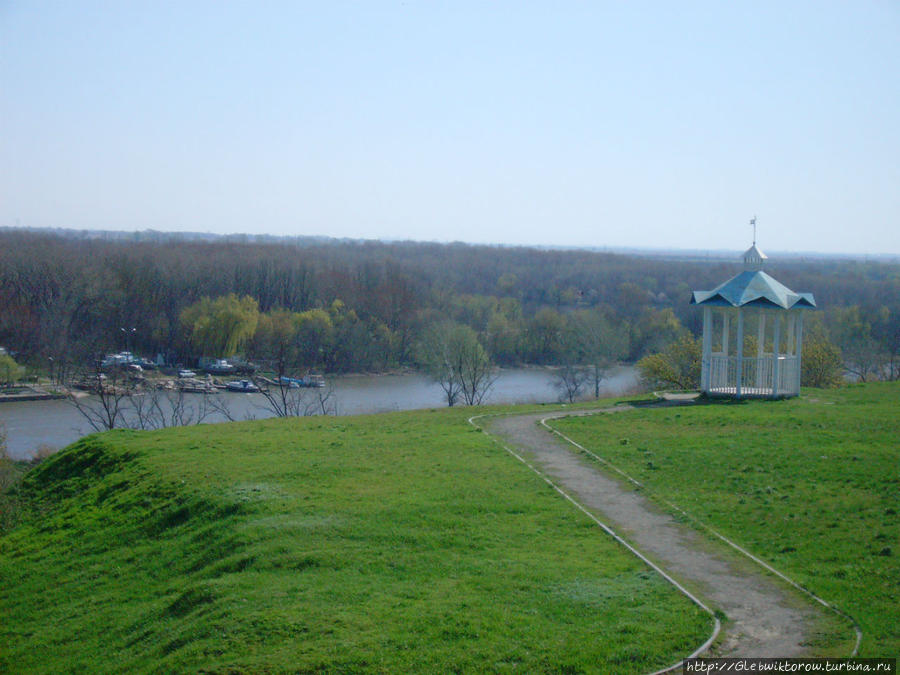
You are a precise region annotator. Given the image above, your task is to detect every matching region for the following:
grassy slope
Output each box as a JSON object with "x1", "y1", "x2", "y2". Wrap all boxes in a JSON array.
[
  {"x1": 552, "y1": 382, "x2": 899, "y2": 657},
  {"x1": 0, "y1": 406, "x2": 709, "y2": 674}
]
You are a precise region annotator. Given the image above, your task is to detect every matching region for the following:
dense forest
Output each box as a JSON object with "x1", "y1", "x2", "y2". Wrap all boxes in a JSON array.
[{"x1": 1, "y1": 228, "x2": 898, "y2": 385}]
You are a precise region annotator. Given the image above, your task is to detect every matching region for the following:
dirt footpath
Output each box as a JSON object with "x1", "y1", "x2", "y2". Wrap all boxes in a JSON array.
[{"x1": 483, "y1": 409, "x2": 827, "y2": 657}]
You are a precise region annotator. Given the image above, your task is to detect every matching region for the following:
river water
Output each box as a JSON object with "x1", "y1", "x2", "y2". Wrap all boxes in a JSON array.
[{"x1": 0, "y1": 366, "x2": 638, "y2": 460}]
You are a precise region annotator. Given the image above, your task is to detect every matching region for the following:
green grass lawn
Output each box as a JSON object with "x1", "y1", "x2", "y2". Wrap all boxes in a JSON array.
[
  {"x1": 0, "y1": 406, "x2": 710, "y2": 674},
  {"x1": 551, "y1": 382, "x2": 900, "y2": 657}
]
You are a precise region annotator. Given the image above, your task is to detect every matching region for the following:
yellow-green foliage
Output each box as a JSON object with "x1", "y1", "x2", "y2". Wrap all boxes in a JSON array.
[
  {"x1": 179, "y1": 294, "x2": 259, "y2": 357},
  {"x1": 802, "y1": 336, "x2": 844, "y2": 387},
  {"x1": 0, "y1": 353, "x2": 23, "y2": 385},
  {"x1": 636, "y1": 335, "x2": 701, "y2": 390}
]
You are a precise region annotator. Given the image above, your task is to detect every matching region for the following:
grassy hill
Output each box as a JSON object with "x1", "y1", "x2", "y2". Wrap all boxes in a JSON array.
[
  {"x1": 552, "y1": 382, "x2": 899, "y2": 657},
  {"x1": 3, "y1": 384, "x2": 896, "y2": 672},
  {"x1": 1, "y1": 406, "x2": 709, "y2": 674}
]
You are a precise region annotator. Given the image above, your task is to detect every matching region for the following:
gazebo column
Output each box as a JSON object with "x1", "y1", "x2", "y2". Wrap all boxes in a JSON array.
[
  {"x1": 787, "y1": 316, "x2": 796, "y2": 356},
  {"x1": 722, "y1": 313, "x2": 729, "y2": 357},
  {"x1": 786, "y1": 315, "x2": 796, "y2": 394},
  {"x1": 720, "y1": 312, "x2": 730, "y2": 391},
  {"x1": 701, "y1": 306, "x2": 712, "y2": 391},
  {"x1": 772, "y1": 314, "x2": 781, "y2": 397},
  {"x1": 795, "y1": 312, "x2": 804, "y2": 393},
  {"x1": 735, "y1": 309, "x2": 744, "y2": 397},
  {"x1": 756, "y1": 312, "x2": 766, "y2": 388}
]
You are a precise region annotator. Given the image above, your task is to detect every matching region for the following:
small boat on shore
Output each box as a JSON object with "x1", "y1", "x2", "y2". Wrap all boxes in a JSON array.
[
  {"x1": 279, "y1": 374, "x2": 326, "y2": 388},
  {"x1": 177, "y1": 380, "x2": 217, "y2": 394}
]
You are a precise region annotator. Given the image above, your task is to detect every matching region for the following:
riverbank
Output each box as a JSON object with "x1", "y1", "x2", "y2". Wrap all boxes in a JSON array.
[
  {"x1": 0, "y1": 366, "x2": 640, "y2": 460},
  {"x1": 0, "y1": 386, "x2": 67, "y2": 403}
]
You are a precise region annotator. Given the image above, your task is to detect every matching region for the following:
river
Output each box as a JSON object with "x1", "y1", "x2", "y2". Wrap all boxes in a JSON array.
[{"x1": 0, "y1": 366, "x2": 638, "y2": 460}]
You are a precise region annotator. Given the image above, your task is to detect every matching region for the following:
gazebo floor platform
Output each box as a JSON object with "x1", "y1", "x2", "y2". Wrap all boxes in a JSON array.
[{"x1": 705, "y1": 386, "x2": 796, "y2": 399}]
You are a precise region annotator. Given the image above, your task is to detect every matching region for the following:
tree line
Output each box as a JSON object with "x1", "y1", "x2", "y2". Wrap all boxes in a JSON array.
[{"x1": 1, "y1": 228, "x2": 898, "y2": 393}]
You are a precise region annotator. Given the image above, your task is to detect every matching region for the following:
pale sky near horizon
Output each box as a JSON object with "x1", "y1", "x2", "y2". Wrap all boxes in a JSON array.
[{"x1": 2, "y1": 1, "x2": 898, "y2": 255}]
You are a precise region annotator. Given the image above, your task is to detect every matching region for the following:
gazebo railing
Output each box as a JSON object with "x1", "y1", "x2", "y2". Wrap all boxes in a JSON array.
[
  {"x1": 707, "y1": 354, "x2": 798, "y2": 397},
  {"x1": 778, "y1": 356, "x2": 798, "y2": 394}
]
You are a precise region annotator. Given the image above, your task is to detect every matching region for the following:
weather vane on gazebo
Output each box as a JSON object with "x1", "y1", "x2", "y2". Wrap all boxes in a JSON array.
[{"x1": 750, "y1": 215, "x2": 757, "y2": 246}]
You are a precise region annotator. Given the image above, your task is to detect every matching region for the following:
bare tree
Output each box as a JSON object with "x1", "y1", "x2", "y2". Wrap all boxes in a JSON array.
[
  {"x1": 125, "y1": 389, "x2": 231, "y2": 429},
  {"x1": 457, "y1": 336, "x2": 497, "y2": 406},
  {"x1": 68, "y1": 361, "x2": 134, "y2": 432},
  {"x1": 829, "y1": 306, "x2": 884, "y2": 382},
  {"x1": 310, "y1": 384, "x2": 338, "y2": 416},
  {"x1": 255, "y1": 380, "x2": 337, "y2": 417},
  {"x1": 250, "y1": 308, "x2": 337, "y2": 417},
  {"x1": 125, "y1": 389, "x2": 159, "y2": 430},
  {"x1": 254, "y1": 377, "x2": 292, "y2": 418},
  {"x1": 872, "y1": 307, "x2": 900, "y2": 380},
  {"x1": 571, "y1": 310, "x2": 629, "y2": 398},
  {"x1": 417, "y1": 322, "x2": 464, "y2": 406},
  {"x1": 69, "y1": 357, "x2": 237, "y2": 431},
  {"x1": 555, "y1": 363, "x2": 589, "y2": 403},
  {"x1": 202, "y1": 392, "x2": 238, "y2": 422},
  {"x1": 418, "y1": 321, "x2": 496, "y2": 407}
]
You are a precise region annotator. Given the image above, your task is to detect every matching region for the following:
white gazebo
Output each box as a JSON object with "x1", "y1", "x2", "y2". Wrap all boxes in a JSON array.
[{"x1": 691, "y1": 240, "x2": 816, "y2": 398}]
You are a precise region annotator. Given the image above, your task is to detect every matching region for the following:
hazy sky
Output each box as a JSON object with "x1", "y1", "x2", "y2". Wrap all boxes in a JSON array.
[{"x1": 2, "y1": 2, "x2": 898, "y2": 254}]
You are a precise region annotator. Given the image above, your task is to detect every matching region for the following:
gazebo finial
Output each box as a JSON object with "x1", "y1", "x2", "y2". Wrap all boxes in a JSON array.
[{"x1": 742, "y1": 221, "x2": 767, "y2": 271}]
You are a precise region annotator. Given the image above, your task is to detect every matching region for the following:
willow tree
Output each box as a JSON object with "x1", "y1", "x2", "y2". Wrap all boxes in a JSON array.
[{"x1": 180, "y1": 294, "x2": 259, "y2": 358}]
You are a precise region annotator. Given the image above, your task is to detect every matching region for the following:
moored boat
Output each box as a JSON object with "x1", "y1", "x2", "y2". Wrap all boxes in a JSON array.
[
  {"x1": 225, "y1": 379, "x2": 259, "y2": 393},
  {"x1": 279, "y1": 374, "x2": 326, "y2": 388}
]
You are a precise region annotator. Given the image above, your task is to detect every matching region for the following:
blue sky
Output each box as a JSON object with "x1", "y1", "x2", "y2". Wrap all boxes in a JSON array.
[{"x1": 2, "y1": 1, "x2": 898, "y2": 254}]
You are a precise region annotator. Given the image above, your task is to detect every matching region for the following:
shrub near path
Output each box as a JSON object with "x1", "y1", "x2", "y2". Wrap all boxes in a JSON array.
[
  {"x1": 0, "y1": 407, "x2": 710, "y2": 674},
  {"x1": 551, "y1": 382, "x2": 900, "y2": 657}
]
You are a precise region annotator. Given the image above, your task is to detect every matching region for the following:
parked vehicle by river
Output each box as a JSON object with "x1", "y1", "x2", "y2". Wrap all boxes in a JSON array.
[
  {"x1": 101, "y1": 352, "x2": 156, "y2": 370},
  {"x1": 204, "y1": 359, "x2": 235, "y2": 375},
  {"x1": 101, "y1": 351, "x2": 134, "y2": 369}
]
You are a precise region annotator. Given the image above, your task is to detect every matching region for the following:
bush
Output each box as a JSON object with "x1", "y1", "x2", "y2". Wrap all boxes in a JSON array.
[
  {"x1": 636, "y1": 335, "x2": 701, "y2": 390},
  {"x1": 801, "y1": 336, "x2": 844, "y2": 387},
  {"x1": 0, "y1": 353, "x2": 23, "y2": 385}
]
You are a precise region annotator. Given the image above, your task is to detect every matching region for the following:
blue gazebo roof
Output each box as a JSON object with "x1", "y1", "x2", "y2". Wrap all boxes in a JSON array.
[{"x1": 691, "y1": 245, "x2": 816, "y2": 310}]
